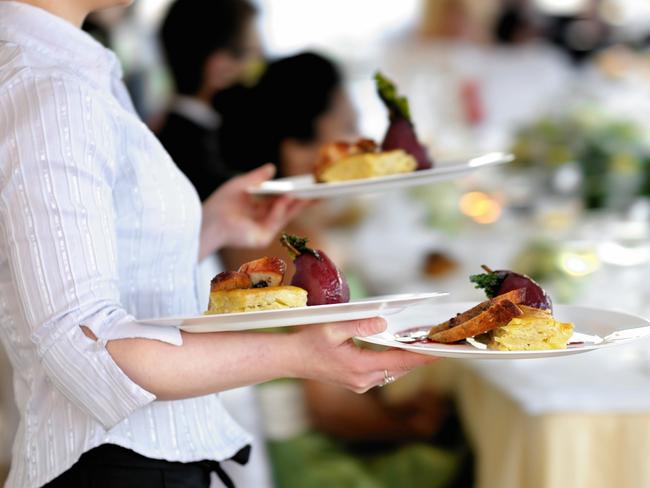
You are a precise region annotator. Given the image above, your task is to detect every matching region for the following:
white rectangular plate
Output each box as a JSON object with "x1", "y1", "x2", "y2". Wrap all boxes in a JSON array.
[
  {"x1": 356, "y1": 302, "x2": 650, "y2": 360},
  {"x1": 247, "y1": 152, "x2": 513, "y2": 199},
  {"x1": 135, "y1": 292, "x2": 447, "y2": 333}
]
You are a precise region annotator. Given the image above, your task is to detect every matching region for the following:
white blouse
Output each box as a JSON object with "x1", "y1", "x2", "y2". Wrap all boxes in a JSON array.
[{"x1": 0, "y1": 2, "x2": 250, "y2": 487}]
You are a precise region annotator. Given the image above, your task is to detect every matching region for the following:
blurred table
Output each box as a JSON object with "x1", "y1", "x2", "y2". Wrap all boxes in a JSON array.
[
  {"x1": 388, "y1": 341, "x2": 650, "y2": 488},
  {"x1": 455, "y1": 341, "x2": 650, "y2": 488},
  {"x1": 348, "y1": 184, "x2": 650, "y2": 488}
]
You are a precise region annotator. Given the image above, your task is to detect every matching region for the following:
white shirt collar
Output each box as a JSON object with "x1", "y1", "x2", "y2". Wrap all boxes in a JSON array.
[
  {"x1": 0, "y1": 1, "x2": 122, "y2": 85},
  {"x1": 171, "y1": 95, "x2": 221, "y2": 130}
]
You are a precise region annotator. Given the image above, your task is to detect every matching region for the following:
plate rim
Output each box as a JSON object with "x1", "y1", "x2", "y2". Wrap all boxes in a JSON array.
[
  {"x1": 135, "y1": 291, "x2": 448, "y2": 326},
  {"x1": 248, "y1": 152, "x2": 513, "y2": 196}
]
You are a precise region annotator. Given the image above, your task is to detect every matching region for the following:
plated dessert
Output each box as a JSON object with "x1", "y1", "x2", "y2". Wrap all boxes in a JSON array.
[
  {"x1": 356, "y1": 301, "x2": 648, "y2": 360},
  {"x1": 207, "y1": 257, "x2": 307, "y2": 314},
  {"x1": 312, "y1": 72, "x2": 433, "y2": 184},
  {"x1": 248, "y1": 71, "x2": 512, "y2": 198},
  {"x1": 427, "y1": 266, "x2": 574, "y2": 351},
  {"x1": 314, "y1": 138, "x2": 416, "y2": 183},
  {"x1": 205, "y1": 234, "x2": 350, "y2": 315}
]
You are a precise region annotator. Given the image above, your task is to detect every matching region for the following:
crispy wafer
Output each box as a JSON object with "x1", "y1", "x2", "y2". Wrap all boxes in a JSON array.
[
  {"x1": 428, "y1": 299, "x2": 523, "y2": 343},
  {"x1": 427, "y1": 288, "x2": 526, "y2": 336}
]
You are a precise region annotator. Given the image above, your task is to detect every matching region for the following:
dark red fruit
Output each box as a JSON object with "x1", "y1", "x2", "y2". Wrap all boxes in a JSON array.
[
  {"x1": 497, "y1": 271, "x2": 552, "y2": 311},
  {"x1": 382, "y1": 116, "x2": 433, "y2": 170},
  {"x1": 281, "y1": 234, "x2": 350, "y2": 306},
  {"x1": 375, "y1": 71, "x2": 433, "y2": 170},
  {"x1": 470, "y1": 265, "x2": 552, "y2": 311}
]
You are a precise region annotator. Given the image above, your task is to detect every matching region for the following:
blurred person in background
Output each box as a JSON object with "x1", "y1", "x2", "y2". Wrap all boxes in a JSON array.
[
  {"x1": 380, "y1": 0, "x2": 574, "y2": 154},
  {"x1": 219, "y1": 52, "x2": 357, "y2": 180},
  {"x1": 419, "y1": 0, "x2": 498, "y2": 43},
  {"x1": 494, "y1": 0, "x2": 540, "y2": 45},
  {"x1": 158, "y1": 0, "x2": 262, "y2": 200},
  {"x1": 545, "y1": 0, "x2": 612, "y2": 64},
  {"x1": 219, "y1": 52, "x2": 358, "y2": 274}
]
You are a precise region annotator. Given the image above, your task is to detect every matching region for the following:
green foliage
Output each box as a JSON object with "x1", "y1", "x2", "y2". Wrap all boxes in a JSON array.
[
  {"x1": 268, "y1": 432, "x2": 461, "y2": 488},
  {"x1": 280, "y1": 233, "x2": 320, "y2": 260},
  {"x1": 511, "y1": 109, "x2": 650, "y2": 209},
  {"x1": 469, "y1": 272, "x2": 503, "y2": 298},
  {"x1": 510, "y1": 240, "x2": 560, "y2": 283}
]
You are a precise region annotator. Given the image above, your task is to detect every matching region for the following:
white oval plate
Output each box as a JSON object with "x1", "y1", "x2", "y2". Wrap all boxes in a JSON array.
[
  {"x1": 357, "y1": 302, "x2": 650, "y2": 360},
  {"x1": 135, "y1": 292, "x2": 447, "y2": 333},
  {"x1": 248, "y1": 152, "x2": 513, "y2": 199}
]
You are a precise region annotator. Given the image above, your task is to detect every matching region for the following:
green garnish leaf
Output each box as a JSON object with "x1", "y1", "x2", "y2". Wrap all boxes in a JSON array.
[
  {"x1": 280, "y1": 233, "x2": 320, "y2": 260},
  {"x1": 374, "y1": 71, "x2": 412, "y2": 122},
  {"x1": 469, "y1": 271, "x2": 503, "y2": 298}
]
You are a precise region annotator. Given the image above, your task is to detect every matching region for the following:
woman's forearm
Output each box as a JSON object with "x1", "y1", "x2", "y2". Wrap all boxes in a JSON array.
[
  {"x1": 105, "y1": 319, "x2": 438, "y2": 401},
  {"x1": 106, "y1": 331, "x2": 300, "y2": 400}
]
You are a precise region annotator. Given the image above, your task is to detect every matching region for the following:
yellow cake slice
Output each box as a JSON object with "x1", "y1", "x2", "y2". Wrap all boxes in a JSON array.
[
  {"x1": 206, "y1": 286, "x2": 307, "y2": 315},
  {"x1": 316, "y1": 149, "x2": 416, "y2": 183},
  {"x1": 475, "y1": 306, "x2": 574, "y2": 351}
]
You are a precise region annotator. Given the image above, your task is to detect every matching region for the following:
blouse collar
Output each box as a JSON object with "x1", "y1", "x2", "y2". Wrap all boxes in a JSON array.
[{"x1": 0, "y1": 1, "x2": 122, "y2": 84}]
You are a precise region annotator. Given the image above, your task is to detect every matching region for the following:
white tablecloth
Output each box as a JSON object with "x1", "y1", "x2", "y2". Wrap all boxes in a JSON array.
[{"x1": 464, "y1": 338, "x2": 650, "y2": 414}]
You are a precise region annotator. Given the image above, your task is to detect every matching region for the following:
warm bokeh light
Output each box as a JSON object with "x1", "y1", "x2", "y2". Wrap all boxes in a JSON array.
[
  {"x1": 459, "y1": 191, "x2": 503, "y2": 224},
  {"x1": 558, "y1": 249, "x2": 601, "y2": 277}
]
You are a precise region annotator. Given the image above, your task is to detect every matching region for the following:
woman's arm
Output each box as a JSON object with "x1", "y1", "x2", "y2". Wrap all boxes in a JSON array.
[
  {"x1": 0, "y1": 74, "x2": 182, "y2": 429},
  {"x1": 106, "y1": 318, "x2": 437, "y2": 399},
  {"x1": 199, "y1": 164, "x2": 309, "y2": 260}
]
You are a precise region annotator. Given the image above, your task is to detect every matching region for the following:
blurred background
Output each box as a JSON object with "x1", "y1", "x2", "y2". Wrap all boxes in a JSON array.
[{"x1": 4, "y1": 0, "x2": 650, "y2": 486}]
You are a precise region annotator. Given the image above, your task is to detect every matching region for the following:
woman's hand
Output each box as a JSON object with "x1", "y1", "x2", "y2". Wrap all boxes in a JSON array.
[
  {"x1": 288, "y1": 318, "x2": 438, "y2": 393},
  {"x1": 199, "y1": 164, "x2": 310, "y2": 259}
]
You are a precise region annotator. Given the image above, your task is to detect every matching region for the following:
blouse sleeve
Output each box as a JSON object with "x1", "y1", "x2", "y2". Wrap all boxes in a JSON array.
[{"x1": 0, "y1": 73, "x2": 182, "y2": 430}]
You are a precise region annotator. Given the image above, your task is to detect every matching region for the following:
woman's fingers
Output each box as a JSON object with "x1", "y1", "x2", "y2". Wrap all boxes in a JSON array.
[
  {"x1": 236, "y1": 163, "x2": 276, "y2": 187},
  {"x1": 258, "y1": 196, "x2": 310, "y2": 240},
  {"x1": 285, "y1": 198, "x2": 311, "y2": 219},
  {"x1": 342, "y1": 366, "x2": 415, "y2": 394},
  {"x1": 344, "y1": 351, "x2": 437, "y2": 393},
  {"x1": 360, "y1": 348, "x2": 439, "y2": 373},
  {"x1": 325, "y1": 317, "x2": 388, "y2": 344},
  {"x1": 262, "y1": 195, "x2": 293, "y2": 227}
]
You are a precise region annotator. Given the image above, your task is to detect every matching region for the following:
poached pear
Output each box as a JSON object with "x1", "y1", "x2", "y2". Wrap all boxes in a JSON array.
[
  {"x1": 375, "y1": 71, "x2": 433, "y2": 170},
  {"x1": 281, "y1": 234, "x2": 350, "y2": 306}
]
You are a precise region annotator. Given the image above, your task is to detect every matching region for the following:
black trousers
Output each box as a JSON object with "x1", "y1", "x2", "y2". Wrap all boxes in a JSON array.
[{"x1": 44, "y1": 444, "x2": 251, "y2": 488}]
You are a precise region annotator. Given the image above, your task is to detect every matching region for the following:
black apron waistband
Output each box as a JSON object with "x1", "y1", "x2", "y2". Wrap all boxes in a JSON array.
[{"x1": 44, "y1": 443, "x2": 251, "y2": 488}]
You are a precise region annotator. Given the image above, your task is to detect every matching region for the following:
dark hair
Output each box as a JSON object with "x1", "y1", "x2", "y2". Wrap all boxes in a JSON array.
[
  {"x1": 160, "y1": 0, "x2": 257, "y2": 96},
  {"x1": 218, "y1": 52, "x2": 342, "y2": 175},
  {"x1": 495, "y1": 6, "x2": 524, "y2": 44}
]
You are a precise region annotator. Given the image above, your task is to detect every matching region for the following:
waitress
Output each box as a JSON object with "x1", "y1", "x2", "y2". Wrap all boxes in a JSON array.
[{"x1": 0, "y1": 1, "x2": 435, "y2": 487}]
